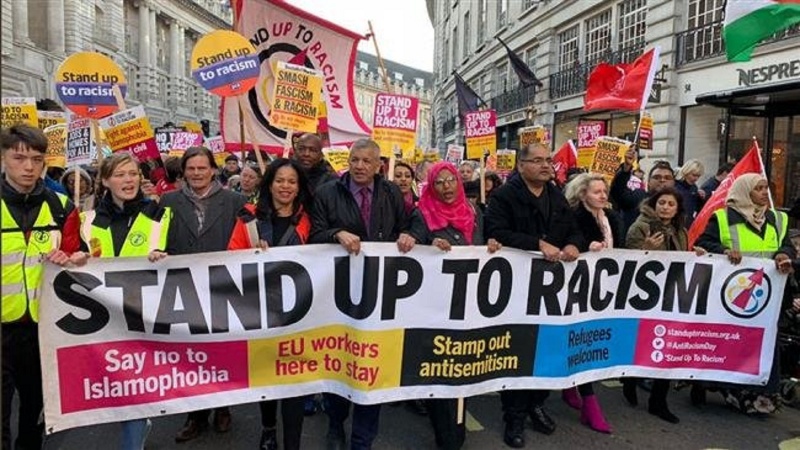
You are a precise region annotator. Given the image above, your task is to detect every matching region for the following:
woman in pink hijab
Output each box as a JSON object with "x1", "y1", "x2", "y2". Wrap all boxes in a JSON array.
[{"x1": 408, "y1": 161, "x2": 501, "y2": 449}]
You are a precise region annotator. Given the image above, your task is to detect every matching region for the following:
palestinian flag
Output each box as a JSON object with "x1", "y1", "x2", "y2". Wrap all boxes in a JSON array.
[{"x1": 724, "y1": 0, "x2": 800, "y2": 62}]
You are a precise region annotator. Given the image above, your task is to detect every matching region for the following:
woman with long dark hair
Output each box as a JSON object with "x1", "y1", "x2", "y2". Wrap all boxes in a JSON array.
[
  {"x1": 624, "y1": 187, "x2": 688, "y2": 423},
  {"x1": 228, "y1": 159, "x2": 312, "y2": 450}
]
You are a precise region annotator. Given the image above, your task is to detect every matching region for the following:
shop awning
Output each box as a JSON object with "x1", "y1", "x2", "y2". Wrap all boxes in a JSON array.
[{"x1": 695, "y1": 79, "x2": 800, "y2": 114}]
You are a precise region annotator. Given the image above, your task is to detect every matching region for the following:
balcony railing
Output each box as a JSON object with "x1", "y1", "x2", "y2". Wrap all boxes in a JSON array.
[
  {"x1": 549, "y1": 41, "x2": 645, "y2": 100},
  {"x1": 675, "y1": 20, "x2": 800, "y2": 67},
  {"x1": 490, "y1": 83, "x2": 537, "y2": 115}
]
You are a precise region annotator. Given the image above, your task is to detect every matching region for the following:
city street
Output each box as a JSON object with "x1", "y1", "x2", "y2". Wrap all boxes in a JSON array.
[{"x1": 38, "y1": 381, "x2": 800, "y2": 449}]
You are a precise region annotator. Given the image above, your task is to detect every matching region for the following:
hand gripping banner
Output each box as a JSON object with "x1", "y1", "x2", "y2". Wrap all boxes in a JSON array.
[{"x1": 40, "y1": 244, "x2": 785, "y2": 432}]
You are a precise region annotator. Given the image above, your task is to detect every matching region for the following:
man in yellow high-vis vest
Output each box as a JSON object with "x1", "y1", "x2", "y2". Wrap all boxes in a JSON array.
[{"x1": 1, "y1": 124, "x2": 86, "y2": 450}]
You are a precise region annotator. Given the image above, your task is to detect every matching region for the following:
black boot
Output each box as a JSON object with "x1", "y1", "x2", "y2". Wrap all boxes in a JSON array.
[
  {"x1": 259, "y1": 428, "x2": 278, "y2": 450},
  {"x1": 622, "y1": 379, "x2": 638, "y2": 407},
  {"x1": 649, "y1": 380, "x2": 679, "y2": 423},
  {"x1": 648, "y1": 399, "x2": 680, "y2": 423},
  {"x1": 503, "y1": 419, "x2": 525, "y2": 448},
  {"x1": 528, "y1": 405, "x2": 556, "y2": 435},
  {"x1": 690, "y1": 384, "x2": 707, "y2": 407}
]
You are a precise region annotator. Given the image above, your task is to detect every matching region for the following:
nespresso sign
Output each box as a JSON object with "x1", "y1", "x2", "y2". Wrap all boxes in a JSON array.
[{"x1": 737, "y1": 59, "x2": 800, "y2": 86}]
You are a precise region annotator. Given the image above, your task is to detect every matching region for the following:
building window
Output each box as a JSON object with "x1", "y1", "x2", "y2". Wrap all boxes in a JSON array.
[
  {"x1": 687, "y1": 0, "x2": 725, "y2": 60},
  {"x1": 495, "y1": 63, "x2": 508, "y2": 95},
  {"x1": 27, "y1": 1, "x2": 48, "y2": 49},
  {"x1": 94, "y1": 6, "x2": 106, "y2": 43},
  {"x1": 477, "y1": 0, "x2": 487, "y2": 43},
  {"x1": 394, "y1": 72, "x2": 404, "y2": 81},
  {"x1": 452, "y1": 26, "x2": 459, "y2": 70},
  {"x1": 482, "y1": 73, "x2": 492, "y2": 100},
  {"x1": 523, "y1": 0, "x2": 538, "y2": 11},
  {"x1": 618, "y1": 0, "x2": 647, "y2": 49},
  {"x1": 525, "y1": 46, "x2": 537, "y2": 73},
  {"x1": 155, "y1": 16, "x2": 170, "y2": 71},
  {"x1": 558, "y1": 26, "x2": 579, "y2": 71},
  {"x1": 184, "y1": 32, "x2": 197, "y2": 78},
  {"x1": 358, "y1": 61, "x2": 368, "y2": 71},
  {"x1": 585, "y1": 9, "x2": 612, "y2": 63},
  {"x1": 463, "y1": 11, "x2": 470, "y2": 60},
  {"x1": 688, "y1": 0, "x2": 725, "y2": 28},
  {"x1": 123, "y1": 0, "x2": 139, "y2": 57},
  {"x1": 415, "y1": 77, "x2": 425, "y2": 87},
  {"x1": 497, "y1": 0, "x2": 508, "y2": 29}
]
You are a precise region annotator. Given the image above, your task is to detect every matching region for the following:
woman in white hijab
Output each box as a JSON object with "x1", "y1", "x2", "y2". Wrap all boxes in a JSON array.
[{"x1": 694, "y1": 173, "x2": 794, "y2": 414}]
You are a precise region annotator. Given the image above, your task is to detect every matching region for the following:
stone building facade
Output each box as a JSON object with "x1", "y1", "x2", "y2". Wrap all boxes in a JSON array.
[
  {"x1": 1, "y1": 0, "x2": 232, "y2": 132},
  {"x1": 428, "y1": 0, "x2": 800, "y2": 205}
]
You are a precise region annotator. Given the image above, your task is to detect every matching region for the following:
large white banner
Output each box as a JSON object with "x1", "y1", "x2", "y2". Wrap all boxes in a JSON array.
[{"x1": 40, "y1": 245, "x2": 785, "y2": 432}]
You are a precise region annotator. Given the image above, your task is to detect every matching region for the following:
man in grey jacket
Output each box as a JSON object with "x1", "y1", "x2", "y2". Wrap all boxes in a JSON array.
[{"x1": 159, "y1": 146, "x2": 247, "y2": 442}]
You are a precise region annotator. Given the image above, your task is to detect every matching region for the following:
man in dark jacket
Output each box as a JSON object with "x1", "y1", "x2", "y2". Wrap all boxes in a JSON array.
[
  {"x1": 484, "y1": 143, "x2": 584, "y2": 449},
  {"x1": 159, "y1": 146, "x2": 246, "y2": 442},
  {"x1": 294, "y1": 132, "x2": 337, "y2": 191},
  {"x1": 310, "y1": 138, "x2": 416, "y2": 450},
  {"x1": 610, "y1": 147, "x2": 675, "y2": 234}
]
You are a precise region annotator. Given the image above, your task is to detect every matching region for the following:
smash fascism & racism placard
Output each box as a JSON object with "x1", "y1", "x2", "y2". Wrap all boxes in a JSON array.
[
  {"x1": 269, "y1": 61, "x2": 323, "y2": 133},
  {"x1": 40, "y1": 244, "x2": 784, "y2": 432}
]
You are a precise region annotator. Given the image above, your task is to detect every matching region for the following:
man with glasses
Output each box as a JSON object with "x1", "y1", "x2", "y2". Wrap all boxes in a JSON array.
[
  {"x1": 610, "y1": 147, "x2": 675, "y2": 233},
  {"x1": 484, "y1": 143, "x2": 584, "y2": 448},
  {"x1": 294, "y1": 133, "x2": 337, "y2": 191},
  {"x1": 1, "y1": 124, "x2": 86, "y2": 450}
]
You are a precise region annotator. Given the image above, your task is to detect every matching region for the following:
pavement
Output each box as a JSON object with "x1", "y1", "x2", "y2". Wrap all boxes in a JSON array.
[{"x1": 22, "y1": 381, "x2": 800, "y2": 450}]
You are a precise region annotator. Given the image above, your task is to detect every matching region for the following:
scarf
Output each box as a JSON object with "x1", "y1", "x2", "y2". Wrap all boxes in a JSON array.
[
  {"x1": 417, "y1": 162, "x2": 475, "y2": 244},
  {"x1": 595, "y1": 209, "x2": 614, "y2": 249},
  {"x1": 182, "y1": 180, "x2": 222, "y2": 231},
  {"x1": 402, "y1": 190, "x2": 416, "y2": 216},
  {"x1": 726, "y1": 173, "x2": 767, "y2": 230}
]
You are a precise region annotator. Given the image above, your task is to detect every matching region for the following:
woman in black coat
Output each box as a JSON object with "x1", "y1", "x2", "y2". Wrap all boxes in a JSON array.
[{"x1": 562, "y1": 173, "x2": 624, "y2": 433}]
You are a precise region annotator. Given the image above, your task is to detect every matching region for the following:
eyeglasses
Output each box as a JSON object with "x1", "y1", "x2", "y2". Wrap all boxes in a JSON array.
[
  {"x1": 650, "y1": 174, "x2": 674, "y2": 181},
  {"x1": 519, "y1": 157, "x2": 553, "y2": 165},
  {"x1": 434, "y1": 177, "x2": 457, "y2": 187}
]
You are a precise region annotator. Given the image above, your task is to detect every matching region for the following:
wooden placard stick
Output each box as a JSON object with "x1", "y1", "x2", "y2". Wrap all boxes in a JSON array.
[
  {"x1": 237, "y1": 95, "x2": 267, "y2": 175},
  {"x1": 480, "y1": 151, "x2": 487, "y2": 205}
]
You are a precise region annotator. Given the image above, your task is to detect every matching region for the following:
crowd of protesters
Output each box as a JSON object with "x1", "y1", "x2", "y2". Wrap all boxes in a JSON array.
[{"x1": 3, "y1": 122, "x2": 800, "y2": 450}]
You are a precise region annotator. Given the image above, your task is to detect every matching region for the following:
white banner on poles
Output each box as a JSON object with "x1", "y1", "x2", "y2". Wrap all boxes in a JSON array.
[{"x1": 40, "y1": 244, "x2": 785, "y2": 432}]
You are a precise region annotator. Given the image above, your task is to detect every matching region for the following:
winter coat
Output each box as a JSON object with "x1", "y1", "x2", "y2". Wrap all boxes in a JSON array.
[
  {"x1": 675, "y1": 179, "x2": 701, "y2": 227},
  {"x1": 409, "y1": 204, "x2": 485, "y2": 246},
  {"x1": 571, "y1": 205, "x2": 625, "y2": 252},
  {"x1": 159, "y1": 187, "x2": 246, "y2": 254},
  {"x1": 310, "y1": 173, "x2": 409, "y2": 243},
  {"x1": 625, "y1": 205, "x2": 688, "y2": 251},
  {"x1": 610, "y1": 165, "x2": 648, "y2": 234},
  {"x1": 484, "y1": 175, "x2": 583, "y2": 251}
]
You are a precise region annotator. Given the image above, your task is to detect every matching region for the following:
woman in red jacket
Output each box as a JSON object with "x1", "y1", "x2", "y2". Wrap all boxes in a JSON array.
[{"x1": 228, "y1": 158, "x2": 312, "y2": 450}]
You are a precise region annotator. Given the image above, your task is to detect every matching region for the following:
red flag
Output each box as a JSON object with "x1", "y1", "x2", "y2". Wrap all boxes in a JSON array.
[
  {"x1": 584, "y1": 47, "x2": 660, "y2": 111},
  {"x1": 552, "y1": 140, "x2": 577, "y2": 186},
  {"x1": 688, "y1": 144, "x2": 763, "y2": 247}
]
